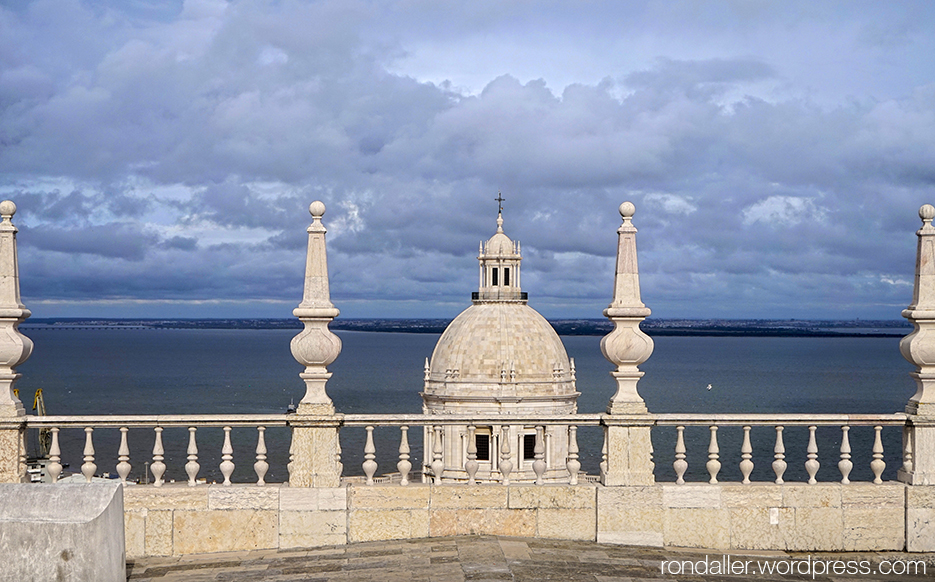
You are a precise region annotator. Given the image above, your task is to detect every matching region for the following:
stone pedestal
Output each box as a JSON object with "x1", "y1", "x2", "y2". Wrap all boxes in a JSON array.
[
  {"x1": 288, "y1": 416, "x2": 343, "y2": 488},
  {"x1": 601, "y1": 418, "x2": 655, "y2": 486},
  {"x1": 900, "y1": 416, "x2": 935, "y2": 486},
  {"x1": 0, "y1": 419, "x2": 25, "y2": 483}
]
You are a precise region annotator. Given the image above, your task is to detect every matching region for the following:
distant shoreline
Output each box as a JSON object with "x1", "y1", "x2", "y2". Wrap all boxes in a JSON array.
[{"x1": 19, "y1": 318, "x2": 912, "y2": 338}]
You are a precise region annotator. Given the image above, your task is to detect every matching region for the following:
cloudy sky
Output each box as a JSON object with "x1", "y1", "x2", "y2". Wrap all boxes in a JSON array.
[{"x1": 2, "y1": 0, "x2": 934, "y2": 320}]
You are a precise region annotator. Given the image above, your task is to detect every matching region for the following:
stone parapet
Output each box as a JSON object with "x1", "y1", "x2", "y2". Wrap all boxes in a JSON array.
[
  {"x1": 597, "y1": 483, "x2": 909, "y2": 552},
  {"x1": 116, "y1": 481, "x2": 932, "y2": 558}
]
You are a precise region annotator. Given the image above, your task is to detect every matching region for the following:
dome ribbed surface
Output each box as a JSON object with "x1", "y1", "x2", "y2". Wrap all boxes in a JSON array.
[{"x1": 426, "y1": 302, "x2": 572, "y2": 390}]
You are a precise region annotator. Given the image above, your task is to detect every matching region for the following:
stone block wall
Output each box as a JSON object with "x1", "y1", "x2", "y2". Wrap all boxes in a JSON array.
[
  {"x1": 347, "y1": 484, "x2": 597, "y2": 543},
  {"x1": 597, "y1": 483, "x2": 908, "y2": 552},
  {"x1": 124, "y1": 485, "x2": 347, "y2": 558},
  {"x1": 122, "y1": 482, "x2": 935, "y2": 558}
]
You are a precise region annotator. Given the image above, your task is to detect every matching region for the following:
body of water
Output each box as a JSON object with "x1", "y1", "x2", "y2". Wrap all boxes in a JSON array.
[{"x1": 14, "y1": 328, "x2": 917, "y2": 485}]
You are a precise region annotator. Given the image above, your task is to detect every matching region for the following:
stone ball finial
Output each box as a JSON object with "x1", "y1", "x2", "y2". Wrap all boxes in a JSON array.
[
  {"x1": 920, "y1": 204, "x2": 935, "y2": 222},
  {"x1": 619, "y1": 201, "x2": 635, "y2": 219},
  {"x1": 0, "y1": 200, "x2": 16, "y2": 218},
  {"x1": 309, "y1": 200, "x2": 326, "y2": 218}
]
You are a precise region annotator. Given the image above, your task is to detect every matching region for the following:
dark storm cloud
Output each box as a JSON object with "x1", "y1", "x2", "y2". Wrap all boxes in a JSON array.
[
  {"x1": 1, "y1": 0, "x2": 934, "y2": 318},
  {"x1": 19, "y1": 222, "x2": 159, "y2": 261}
]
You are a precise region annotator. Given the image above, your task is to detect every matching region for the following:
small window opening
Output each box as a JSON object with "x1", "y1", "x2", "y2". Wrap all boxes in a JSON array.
[
  {"x1": 476, "y1": 434, "x2": 490, "y2": 461},
  {"x1": 504, "y1": 267, "x2": 510, "y2": 286},
  {"x1": 492, "y1": 268, "x2": 499, "y2": 286},
  {"x1": 523, "y1": 434, "x2": 537, "y2": 461}
]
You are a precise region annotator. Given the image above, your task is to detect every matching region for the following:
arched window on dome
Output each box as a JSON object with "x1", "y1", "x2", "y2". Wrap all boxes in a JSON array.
[
  {"x1": 492, "y1": 268, "x2": 499, "y2": 286},
  {"x1": 504, "y1": 267, "x2": 510, "y2": 286}
]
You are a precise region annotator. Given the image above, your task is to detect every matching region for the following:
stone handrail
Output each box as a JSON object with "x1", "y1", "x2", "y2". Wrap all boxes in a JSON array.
[
  {"x1": 25, "y1": 414, "x2": 290, "y2": 428},
  {"x1": 654, "y1": 413, "x2": 908, "y2": 426},
  {"x1": 341, "y1": 413, "x2": 603, "y2": 426}
]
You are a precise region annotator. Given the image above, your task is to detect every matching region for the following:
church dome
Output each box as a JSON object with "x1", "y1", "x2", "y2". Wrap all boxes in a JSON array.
[{"x1": 421, "y1": 208, "x2": 578, "y2": 414}]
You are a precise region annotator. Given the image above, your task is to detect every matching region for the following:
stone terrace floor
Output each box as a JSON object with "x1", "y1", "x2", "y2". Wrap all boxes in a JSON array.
[{"x1": 127, "y1": 536, "x2": 935, "y2": 582}]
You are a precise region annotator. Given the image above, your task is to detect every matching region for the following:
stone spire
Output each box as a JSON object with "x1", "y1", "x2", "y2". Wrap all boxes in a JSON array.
[
  {"x1": 901, "y1": 204, "x2": 935, "y2": 418},
  {"x1": 290, "y1": 201, "x2": 341, "y2": 415},
  {"x1": 899, "y1": 204, "x2": 935, "y2": 486},
  {"x1": 601, "y1": 201, "x2": 653, "y2": 415},
  {"x1": 0, "y1": 201, "x2": 32, "y2": 418}
]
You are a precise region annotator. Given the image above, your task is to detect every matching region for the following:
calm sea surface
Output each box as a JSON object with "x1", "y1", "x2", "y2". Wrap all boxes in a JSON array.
[{"x1": 14, "y1": 328, "x2": 917, "y2": 485}]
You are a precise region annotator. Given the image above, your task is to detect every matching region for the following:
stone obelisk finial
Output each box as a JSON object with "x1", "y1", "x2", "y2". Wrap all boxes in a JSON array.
[
  {"x1": 0, "y1": 201, "x2": 32, "y2": 418},
  {"x1": 290, "y1": 201, "x2": 341, "y2": 415},
  {"x1": 601, "y1": 201, "x2": 653, "y2": 414},
  {"x1": 899, "y1": 204, "x2": 935, "y2": 486},
  {"x1": 901, "y1": 204, "x2": 935, "y2": 418}
]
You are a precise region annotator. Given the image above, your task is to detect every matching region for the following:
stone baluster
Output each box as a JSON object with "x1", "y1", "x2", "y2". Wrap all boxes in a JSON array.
[
  {"x1": 566, "y1": 425, "x2": 580, "y2": 485},
  {"x1": 901, "y1": 425, "x2": 914, "y2": 477},
  {"x1": 431, "y1": 425, "x2": 444, "y2": 484},
  {"x1": 362, "y1": 425, "x2": 377, "y2": 485},
  {"x1": 772, "y1": 426, "x2": 786, "y2": 484},
  {"x1": 255, "y1": 426, "x2": 269, "y2": 486},
  {"x1": 805, "y1": 425, "x2": 820, "y2": 484},
  {"x1": 706, "y1": 425, "x2": 720, "y2": 484},
  {"x1": 673, "y1": 426, "x2": 687, "y2": 484},
  {"x1": 465, "y1": 425, "x2": 478, "y2": 485},
  {"x1": 151, "y1": 427, "x2": 166, "y2": 486},
  {"x1": 0, "y1": 201, "x2": 33, "y2": 483},
  {"x1": 116, "y1": 427, "x2": 131, "y2": 484},
  {"x1": 335, "y1": 434, "x2": 343, "y2": 477},
  {"x1": 839, "y1": 426, "x2": 852, "y2": 484},
  {"x1": 185, "y1": 427, "x2": 200, "y2": 486},
  {"x1": 397, "y1": 425, "x2": 411, "y2": 486},
  {"x1": 740, "y1": 426, "x2": 754, "y2": 484},
  {"x1": 533, "y1": 426, "x2": 546, "y2": 485},
  {"x1": 288, "y1": 201, "x2": 343, "y2": 488},
  {"x1": 871, "y1": 425, "x2": 885, "y2": 484},
  {"x1": 899, "y1": 204, "x2": 935, "y2": 485},
  {"x1": 499, "y1": 426, "x2": 513, "y2": 485},
  {"x1": 81, "y1": 427, "x2": 96, "y2": 483},
  {"x1": 600, "y1": 202, "x2": 655, "y2": 486},
  {"x1": 220, "y1": 426, "x2": 235, "y2": 485},
  {"x1": 600, "y1": 429, "x2": 608, "y2": 479},
  {"x1": 47, "y1": 427, "x2": 62, "y2": 483}
]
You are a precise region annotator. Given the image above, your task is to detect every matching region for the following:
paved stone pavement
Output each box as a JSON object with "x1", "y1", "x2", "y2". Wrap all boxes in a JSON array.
[{"x1": 127, "y1": 536, "x2": 935, "y2": 581}]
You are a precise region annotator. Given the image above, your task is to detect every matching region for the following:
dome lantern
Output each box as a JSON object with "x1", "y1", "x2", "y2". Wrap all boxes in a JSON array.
[{"x1": 475, "y1": 210, "x2": 525, "y2": 303}]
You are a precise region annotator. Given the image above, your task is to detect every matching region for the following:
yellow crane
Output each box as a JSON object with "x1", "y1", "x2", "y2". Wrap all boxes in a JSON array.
[
  {"x1": 9, "y1": 388, "x2": 51, "y2": 457},
  {"x1": 31, "y1": 389, "x2": 51, "y2": 458}
]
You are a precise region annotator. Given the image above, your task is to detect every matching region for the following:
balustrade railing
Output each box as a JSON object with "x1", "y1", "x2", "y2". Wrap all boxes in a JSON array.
[
  {"x1": 23, "y1": 412, "x2": 910, "y2": 487},
  {"x1": 26, "y1": 415, "x2": 288, "y2": 485},
  {"x1": 655, "y1": 413, "x2": 908, "y2": 485},
  {"x1": 340, "y1": 414, "x2": 603, "y2": 485}
]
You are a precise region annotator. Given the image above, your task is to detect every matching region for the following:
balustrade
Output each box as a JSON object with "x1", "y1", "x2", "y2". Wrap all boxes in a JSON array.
[
  {"x1": 656, "y1": 414, "x2": 906, "y2": 485},
  {"x1": 21, "y1": 412, "x2": 911, "y2": 486},
  {"x1": 24, "y1": 415, "x2": 288, "y2": 485}
]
